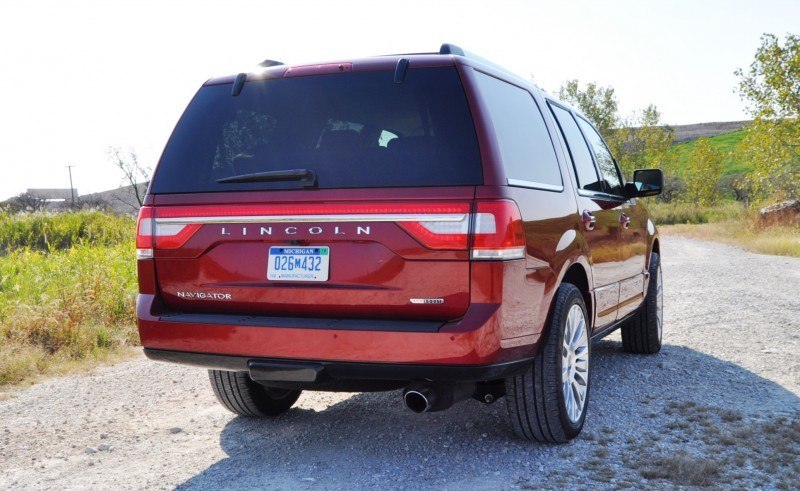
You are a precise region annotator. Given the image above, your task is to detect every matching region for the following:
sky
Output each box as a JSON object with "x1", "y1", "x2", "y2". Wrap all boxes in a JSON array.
[{"x1": 0, "y1": 0, "x2": 798, "y2": 200}]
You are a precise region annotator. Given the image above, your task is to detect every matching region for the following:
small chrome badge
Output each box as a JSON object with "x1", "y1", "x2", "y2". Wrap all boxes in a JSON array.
[
  {"x1": 176, "y1": 291, "x2": 232, "y2": 300},
  {"x1": 410, "y1": 298, "x2": 444, "y2": 304}
]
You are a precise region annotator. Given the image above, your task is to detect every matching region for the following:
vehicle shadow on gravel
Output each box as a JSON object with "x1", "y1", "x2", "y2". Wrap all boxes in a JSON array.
[{"x1": 177, "y1": 340, "x2": 800, "y2": 489}]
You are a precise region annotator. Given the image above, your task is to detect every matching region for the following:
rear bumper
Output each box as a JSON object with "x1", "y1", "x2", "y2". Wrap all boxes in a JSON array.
[
  {"x1": 143, "y1": 348, "x2": 531, "y2": 384},
  {"x1": 137, "y1": 293, "x2": 537, "y2": 366}
]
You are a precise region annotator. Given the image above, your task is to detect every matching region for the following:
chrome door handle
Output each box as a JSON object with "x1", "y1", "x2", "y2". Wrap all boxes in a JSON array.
[
  {"x1": 582, "y1": 210, "x2": 596, "y2": 231},
  {"x1": 620, "y1": 213, "x2": 630, "y2": 230}
]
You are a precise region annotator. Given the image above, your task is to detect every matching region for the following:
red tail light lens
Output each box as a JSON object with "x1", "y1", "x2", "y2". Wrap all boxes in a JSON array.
[
  {"x1": 152, "y1": 223, "x2": 203, "y2": 249},
  {"x1": 136, "y1": 206, "x2": 154, "y2": 259},
  {"x1": 471, "y1": 200, "x2": 526, "y2": 260},
  {"x1": 137, "y1": 205, "x2": 202, "y2": 255},
  {"x1": 135, "y1": 201, "x2": 525, "y2": 259}
]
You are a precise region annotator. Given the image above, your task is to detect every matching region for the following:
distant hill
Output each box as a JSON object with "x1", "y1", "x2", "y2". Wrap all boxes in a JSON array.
[
  {"x1": 670, "y1": 120, "x2": 751, "y2": 143},
  {"x1": 669, "y1": 129, "x2": 752, "y2": 177}
]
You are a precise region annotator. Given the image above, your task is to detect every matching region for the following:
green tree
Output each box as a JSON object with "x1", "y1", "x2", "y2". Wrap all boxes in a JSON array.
[
  {"x1": 611, "y1": 104, "x2": 676, "y2": 178},
  {"x1": 735, "y1": 33, "x2": 800, "y2": 200},
  {"x1": 557, "y1": 80, "x2": 675, "y2": 181},
  {"x1": 685, "y1": 138, "x2": 723, "y2": 206},
  {"x1": 557, "y1": 80, "x2": 618, "y2": 140},
  {"x1": 556, "y1": 80, "x2": 678, "y2": 191}
]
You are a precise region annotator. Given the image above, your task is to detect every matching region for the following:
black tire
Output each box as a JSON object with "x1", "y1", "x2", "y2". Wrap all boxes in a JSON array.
[
  {"x1": 621, "y1": 252, "x2": 663, "y2": 354},
  {"x1": 505, "y1": 283, "x2": 590, "y2": 443},
  {"x1": 208, "y1": 370, "x2": 302, "y2": 417}
]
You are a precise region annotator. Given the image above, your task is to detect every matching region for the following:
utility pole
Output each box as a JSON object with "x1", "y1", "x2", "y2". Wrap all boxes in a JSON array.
[{"x1": 66, "y1": 165, "x2": 76, "y2": 206}]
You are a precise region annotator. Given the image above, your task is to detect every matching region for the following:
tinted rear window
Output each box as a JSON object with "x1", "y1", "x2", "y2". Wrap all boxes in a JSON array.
[
  {"x1": 472, "y1": 72, "x2": 562, "y2": 188},
  {"x1": 151, "y1": 67, "x2": 482, "y2": 193}
]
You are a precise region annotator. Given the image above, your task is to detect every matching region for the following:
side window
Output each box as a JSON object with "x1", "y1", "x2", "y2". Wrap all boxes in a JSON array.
[
  {"x1": 473, "y1": 72, "x2": 562, "y2": 189},
  {"x1": 576, "y1": 117, "x2": 624, "y2": 197},
  {"x1": 548, "y1": 104, "x2": 603, "y2": 192}
]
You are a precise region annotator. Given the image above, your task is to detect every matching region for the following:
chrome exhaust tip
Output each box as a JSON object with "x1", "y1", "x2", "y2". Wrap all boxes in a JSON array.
[
  {"x1": 403, "y1": 383, "x2": 476, "y2": 413},
  {"x1": 403, "y1": 389, "x2": 433, "y2": 413}
]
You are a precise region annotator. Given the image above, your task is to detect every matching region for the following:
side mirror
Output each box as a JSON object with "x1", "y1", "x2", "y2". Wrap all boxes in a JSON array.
[{"x1": 625, "y1": 169, "x2": 663, "y2": 198}]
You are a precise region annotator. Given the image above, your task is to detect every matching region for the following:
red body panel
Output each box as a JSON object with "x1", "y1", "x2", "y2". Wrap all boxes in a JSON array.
[
  {"x1": 138, "y1": 257, "x2": 543, "y2": 365},
  {"x1": 149, "y1": 189, "x2": 476, "y2": 321}
]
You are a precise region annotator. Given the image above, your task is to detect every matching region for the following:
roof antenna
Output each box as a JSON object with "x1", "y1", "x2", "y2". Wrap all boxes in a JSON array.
[
  {"x1": 231, "y1": 73, "x2": 247, "y2": 96},
  {"x1": 259, "y1": 59, "x2": 284, "y2": 67}
]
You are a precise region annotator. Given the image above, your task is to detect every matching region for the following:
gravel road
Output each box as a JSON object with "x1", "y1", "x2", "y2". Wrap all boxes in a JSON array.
[{"x1": 1, "y1": 236, "x2": 798, "y2": 490}]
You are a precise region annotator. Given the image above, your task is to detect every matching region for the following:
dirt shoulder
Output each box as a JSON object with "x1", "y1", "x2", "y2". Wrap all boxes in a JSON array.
[
  {"x1": 1, "y1": 236, "x2": 798, "y2": 489},
  {"x1": 660, "y1": 222, "x2": 800, "y2": 258}
]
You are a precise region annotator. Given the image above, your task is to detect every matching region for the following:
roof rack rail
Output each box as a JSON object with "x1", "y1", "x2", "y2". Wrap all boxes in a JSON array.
[
  {"x1": 258, "y1": 59, "x2": 284, "y2": 67},
  {"x1": 438, "y1": 43, "x2": 517, "y2": 79}
]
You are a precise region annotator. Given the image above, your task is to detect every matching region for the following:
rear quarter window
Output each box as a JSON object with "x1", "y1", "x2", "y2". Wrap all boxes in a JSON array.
[
  {"x1": 473, "y1": 72, "x2": 562, "y2": 189},
  {"x1": 151, "y1": 67, "x2": 482, "y2": 193}
]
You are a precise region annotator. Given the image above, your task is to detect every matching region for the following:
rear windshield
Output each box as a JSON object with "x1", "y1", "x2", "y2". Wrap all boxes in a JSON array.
[{"x1": 150, "y1": 67, "x2": 483, "y2": 193}]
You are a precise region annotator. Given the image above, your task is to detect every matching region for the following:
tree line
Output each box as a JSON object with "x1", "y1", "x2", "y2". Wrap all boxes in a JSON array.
[{"x1": 555, "y1": 32, "x2": 799, "y2": 207}]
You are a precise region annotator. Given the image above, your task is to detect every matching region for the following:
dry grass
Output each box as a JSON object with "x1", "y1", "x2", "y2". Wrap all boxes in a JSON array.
[
  {"x1": 651, "y1": 201, "x2": 800, "y2": 257},
  {"x1": 662, "y1": 221, "x2": 800, "y2": 257},
  {"x1": 0, "y1": 345, "x2": 138, "y2": 396},
  {"x1": 648, "y1": 201, "x2": 748, "y2": 225},
  {"x1": 0, "y1": 212, "x2": 138, "y2": 389},
  {"x1": 623, "y1": 401, "x2": 800, "y2": 488},
  {"x1": 639, "y1": 452, "x2": 723, "y2": 486}
]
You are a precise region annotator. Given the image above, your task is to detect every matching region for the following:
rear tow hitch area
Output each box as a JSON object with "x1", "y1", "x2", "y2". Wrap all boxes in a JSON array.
[{"x1": 402, "y1": 381, "x2": 505, "y2": 413}]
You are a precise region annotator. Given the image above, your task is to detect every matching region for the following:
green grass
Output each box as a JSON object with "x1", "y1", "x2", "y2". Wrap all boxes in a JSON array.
[
  {"x1": 0, "y1": 211, "x2": 134, "y2": 254},
  {"x1": 0, "y1": 212, "x2": 138, "y2": 387},
  {"x1": 670, "y1": 130, "x2": 751, "y2": 176}
]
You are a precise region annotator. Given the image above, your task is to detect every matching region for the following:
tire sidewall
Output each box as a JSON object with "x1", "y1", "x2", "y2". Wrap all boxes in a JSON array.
[{"x1": 646, "y1": 253, "x2": 663, "y2": 349}]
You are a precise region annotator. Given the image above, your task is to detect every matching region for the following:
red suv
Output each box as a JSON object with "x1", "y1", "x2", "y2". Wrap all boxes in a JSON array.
[{"x1": 137, "y1": 44, "x2": 664, "y2": 442}]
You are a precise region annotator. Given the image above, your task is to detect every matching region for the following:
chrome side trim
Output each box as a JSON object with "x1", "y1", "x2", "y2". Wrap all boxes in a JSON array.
[
  {"x1": 155, "y1": 213, "x2": 469, "y2": 225},
  {"x1": 507, "y1": 178, "x2": 564, "y2": 192},
  {"x1": 577, "y1": 189, "x2": 626, "y2": 202}
]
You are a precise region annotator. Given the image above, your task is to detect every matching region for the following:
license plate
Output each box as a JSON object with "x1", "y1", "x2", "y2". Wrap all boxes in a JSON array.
[{"x1": 267, "y1": 246, "x2": 330, "y2": 282}]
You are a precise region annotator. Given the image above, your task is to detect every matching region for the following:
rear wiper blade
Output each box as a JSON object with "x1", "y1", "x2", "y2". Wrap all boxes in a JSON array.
[{"x1": 216, "y1": 169, "x2": 318, "y2": 187}]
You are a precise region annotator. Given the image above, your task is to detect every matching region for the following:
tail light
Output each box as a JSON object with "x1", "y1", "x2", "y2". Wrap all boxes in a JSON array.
[
  {"x1": 135, "y1": 200, "x2": 525, "y2": 260},
  {"x1": 136, "y1": 206, "x2": 154, "y2": 259},
  {"x1": 470, "y1": 200, "x2": 526, "y2": 260},
  {"x1": 136, "y1": 205, "x2": 202, "y2": 259},
  {"x1": 398, "y1": 200, "x2": 526, "y2": 259}
]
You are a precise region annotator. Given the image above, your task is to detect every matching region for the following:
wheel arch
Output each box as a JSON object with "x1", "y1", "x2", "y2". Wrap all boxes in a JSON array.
[
  {"x1": 555, "y1": 258, "x2": 593, "y2": 329},
  {"x1": 648, "y1": 236, "x2": 661, "y2": 269}
]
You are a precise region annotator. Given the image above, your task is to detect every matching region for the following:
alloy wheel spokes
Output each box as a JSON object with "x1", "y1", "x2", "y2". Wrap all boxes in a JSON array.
[{"x1": 561, "y1": 304, "x2": 590, "y2": 424}]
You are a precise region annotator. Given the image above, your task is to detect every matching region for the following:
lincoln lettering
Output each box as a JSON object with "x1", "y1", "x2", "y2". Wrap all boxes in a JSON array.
[{"x1": 220, "y1": 225, "x2": 371, "y2": 236}]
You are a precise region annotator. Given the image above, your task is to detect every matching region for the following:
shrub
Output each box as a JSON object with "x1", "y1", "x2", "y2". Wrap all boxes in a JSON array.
[
  {"x1": 0, "y1": 211, "x2": 134, "y2": 254},
  {"x1": 647, "y1": 201, "x2": 748, "y2": 225},
  {"x1": 0, "y1": 212, "x2": 138, "y2": 386}
]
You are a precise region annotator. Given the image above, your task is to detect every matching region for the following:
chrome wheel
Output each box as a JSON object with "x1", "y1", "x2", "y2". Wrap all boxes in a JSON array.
[
  {"x1": 656, "y1": 265, "x2": 663, "y2": 342},
  {"x1": 561, "y1": 304, "x2": 589, "y2": 424}
]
